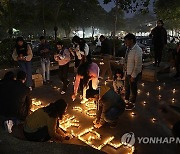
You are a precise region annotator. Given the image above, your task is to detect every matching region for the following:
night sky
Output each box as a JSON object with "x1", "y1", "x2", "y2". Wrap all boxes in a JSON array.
[{"x1": 98, "y1": 0, "x2": 154, "y2": 18}]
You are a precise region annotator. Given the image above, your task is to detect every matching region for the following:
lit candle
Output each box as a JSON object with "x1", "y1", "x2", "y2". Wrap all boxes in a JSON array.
[
  {"x1": 137, "y1": 89, "x2": 141, "y2": 94},
  {"x1": 151, "y1": 118, "x2": 156, "y2": 123},
  {"x1": 105, "y1": 81, "x2": 107, "y2": 85},
  {"x1": 131, "y1": 112, "x2": 136, "y2": 117},
  {"x1": 158, "y1": 95, "x2": 162, "y2": 99},
  {"x1": 146, "y1": 92, "x2": 150, "y2": 96},
  {"x1": 143, "y1": 101, "x2": 147, "y2": 106},
  {"x1": 172, "y1": 98, "x2": 175, "y2": 103},
  {"x1": 172, "y1": 89, "x2": 176, "y2": 94},
  {"x1": 141, "y1": 83, "x2": 144, "y2": 87},
  {"x1": 158, "y1": 86, "x2": 161, "y2": 90}
]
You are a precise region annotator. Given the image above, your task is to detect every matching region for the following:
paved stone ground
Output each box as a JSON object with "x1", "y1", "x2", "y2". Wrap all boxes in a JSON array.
[
  {"x1": 31, "y1": 67, "x2": 180, "y2": 154},
  {"x1": 0, "y1": 67, "x2": 180, "y2": 154}
]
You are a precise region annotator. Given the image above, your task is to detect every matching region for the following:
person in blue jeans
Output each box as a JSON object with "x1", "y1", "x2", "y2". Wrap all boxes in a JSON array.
[
  {"x1": 12, "y1": 37, "x2": 33, "y2": 89},
  {"x1": 38, "y1": 36, "x2": 51, "y2": 84},
  {"x1": 86, "y1": 85, "x2": 125, "y2": 128}
]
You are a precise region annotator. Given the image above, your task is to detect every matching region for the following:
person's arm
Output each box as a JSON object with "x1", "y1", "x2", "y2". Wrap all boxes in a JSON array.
[
  {"x1": 96, "y1": 100, "x2": 103, "y2": 123},
  {"x1": 63, "y1": 49, "x2": 70, "y2": 61},
  {"x1": 84, "y1": 44, "x2": 89, "y2": 56},
  {"x1": 94, "y1": 100, "x2": 105, "y2": 128},
  {"x1": 12, "y1": 48, "x2": 18, "y2": 61},
  {"x1": 47, "y1": 118, "x2": 65, "y2": 141},
  {"x1": 149, "y1": 28, "x2": 154, "y2": 38},
  {"x1": 25, "y1": 45, "x2": 33, "y2": 61},
  {"x1": 73, "y1": 75, "x2": 81, "y2": 96},
  {"x1": 69, "y1": 48, "x2": 75, "y2": 56},
  {"x1": 131, "y1": 49, "x2": 142, "y2": 79},
  {"x1": 113, "y1": 81, "x2": 118, "y2": 93},
  {"x1": 25, "y1": 90, "x2": 32, "y2": 116}
]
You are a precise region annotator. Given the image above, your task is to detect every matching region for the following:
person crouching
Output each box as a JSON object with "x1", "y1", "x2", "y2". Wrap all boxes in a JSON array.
[{"x1": 86, "y1": 85, "x2": 125, "y2": 128}]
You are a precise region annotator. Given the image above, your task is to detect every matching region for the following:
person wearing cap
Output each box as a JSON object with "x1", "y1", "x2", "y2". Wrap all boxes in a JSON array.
[{"x1": 86, "y1": 85, "x2": 125, "y2": 128}]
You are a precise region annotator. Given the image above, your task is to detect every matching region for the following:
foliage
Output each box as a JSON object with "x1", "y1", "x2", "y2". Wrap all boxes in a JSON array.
[
  {"x1": 154, "y1": 0, "x2": 180, "y2": 29},
  {"x1": 0, "y1": 38, "x2": 15, "y2": 66}
]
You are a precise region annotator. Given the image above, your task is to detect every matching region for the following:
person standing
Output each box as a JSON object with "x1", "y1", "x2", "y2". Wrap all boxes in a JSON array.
[
  {"x1": 12, "y1": 37, "x2": 33, "y2": 89},
  {"x1": 99, "y1": 35, "x2": 113, "y2": 80},
  {"x1": 70, "y1": 36, "x2": 89, "y2": 72},
  {"x1": 54, "y1": 41, "x2": 70, "y2": 94},
  {"x1": 38, "y1": 36, "x2": 51, "y2": 84},
  {"x1": 150, "y1": 20, "x2": 167, "y2": 67},
  {"x1": 124, "y1": 33, "x2": 142, "y2": 110}
]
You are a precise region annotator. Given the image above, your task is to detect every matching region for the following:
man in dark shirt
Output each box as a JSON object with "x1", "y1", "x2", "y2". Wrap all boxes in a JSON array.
[
  {"x1": 99, "y1": 35, "x2": 113, "y2": 80},
  {"x1": 150, "y1": 20, "x2": 167, "y2": 67}
]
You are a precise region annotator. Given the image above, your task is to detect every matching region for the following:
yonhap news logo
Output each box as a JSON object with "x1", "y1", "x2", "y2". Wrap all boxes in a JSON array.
[
  {"x1": 121, "y1": 132, "x2": 135, "y2": 146},
  {"x1": 121, "y1": 132, "x2": 180, "y2": 145}
]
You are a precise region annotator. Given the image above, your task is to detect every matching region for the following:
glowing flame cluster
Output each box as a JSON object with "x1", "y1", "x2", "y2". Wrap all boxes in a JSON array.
[
  {"x1": 73, "y1": 100, "x2": 97, "y2": 117},
  {"x1": 31, "y1": 98, "x2": 46, "y2": 112}
]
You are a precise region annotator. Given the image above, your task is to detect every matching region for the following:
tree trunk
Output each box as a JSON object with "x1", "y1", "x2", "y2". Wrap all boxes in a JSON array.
[
  {"x1": 54, "y1": 26, "x2": 58, "y2": 42},
  {"x1": 65, "y1": 28, "x2": 71, "y2": 38},
  {"x1": 92, "y1": 26, "x2": 95, "y2": 38},
  {"x1": 42, "y1": 0, "x2": 46, "y2": 37},
  {"x1": 82, "y1": 27, "x2": 85, "y2": 38},
  {"x1": 113, "y1": 0, "x2": 118, "y2": 57}
]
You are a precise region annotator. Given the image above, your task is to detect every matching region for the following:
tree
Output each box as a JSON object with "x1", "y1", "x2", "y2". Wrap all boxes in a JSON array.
[
  {"x1": 103, "y1": 0, "x2": 151, "y2": 13},
  {"x1": 124, "y1": 12, "x2": 155, "y2": 33},
  {"x1": 154, "y1": 0, "x2": 180, "y2": 30}
]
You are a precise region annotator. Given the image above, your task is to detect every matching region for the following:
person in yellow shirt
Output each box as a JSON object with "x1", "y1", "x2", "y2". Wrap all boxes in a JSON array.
[{"x1": 23, "y1": 99, "x2": 70, "y2": 142}]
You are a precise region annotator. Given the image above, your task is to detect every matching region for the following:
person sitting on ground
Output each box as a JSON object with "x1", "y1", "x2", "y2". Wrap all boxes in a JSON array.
[
  {"x1": 0, "y1": 71, "x2": 15, "y2": 85},
  {"x1": 86, "y1": 85, "x2": 125, "y2": 128},
  {"x1": 0, "y1": 71, "x2": 15, "y2": 117},
  {"x1": 72, "y1": 61, "x2": 99, "y2": 101},
  {"x1": 113, "y1": 69, "x2": 125, "y2": 95},
  {"x1": 16, "y1": 71, "x2": 31, "y2": 120},
  {"x1": 159, "y1": 102, "x2": 180, "y2": 137},
  {"x1": 0, "y1": 71, "x2": 31, "y2": 132},
  {"x1": 23, "y1": 99, "x2": 70, "y2": 142}
]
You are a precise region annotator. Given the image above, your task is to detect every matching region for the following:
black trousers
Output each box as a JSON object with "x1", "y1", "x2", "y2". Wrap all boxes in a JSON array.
[
  {"x1": 125, "y1": 74, "x2": 139, "y2": 104},
  {"x1": 154, "y1": 45, "x2": 164, "y2": 65},
  {"x1": 58, "y1": 63, "x2": 69, "y2": 91},
  {"x1": 24, "y1": 126, "x2": 51, "y2": 142}
]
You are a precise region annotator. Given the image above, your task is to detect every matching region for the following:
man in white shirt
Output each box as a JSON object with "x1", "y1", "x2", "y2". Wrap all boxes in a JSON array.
[{"x1": 124, "y1": 33, "x2": 142, "y2": 110}]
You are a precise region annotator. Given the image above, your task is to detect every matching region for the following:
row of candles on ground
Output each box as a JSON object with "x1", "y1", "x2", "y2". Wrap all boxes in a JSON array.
[
  {"x1": 130, "y1": 111, "x2": 157, "y2": 123},
  {"x1": 139, "y1": 83, "x2": 177, "y2": 103},
  {"x1": 59, "y1": 114, "x2": 135, "y2": 153},
  {"x1": 30, "y1": 100, "x2": 135, "y2": 153}
]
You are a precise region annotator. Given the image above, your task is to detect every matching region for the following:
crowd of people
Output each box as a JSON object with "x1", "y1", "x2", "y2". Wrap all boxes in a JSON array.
[{"x1": 0, "y1": 20, "x2": 180, "y2": 143}]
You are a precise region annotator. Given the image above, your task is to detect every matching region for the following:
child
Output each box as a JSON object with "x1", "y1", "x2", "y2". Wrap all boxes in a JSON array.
[{"x1": 113, "y1": 69, "x2": 124, "y2": 95}]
